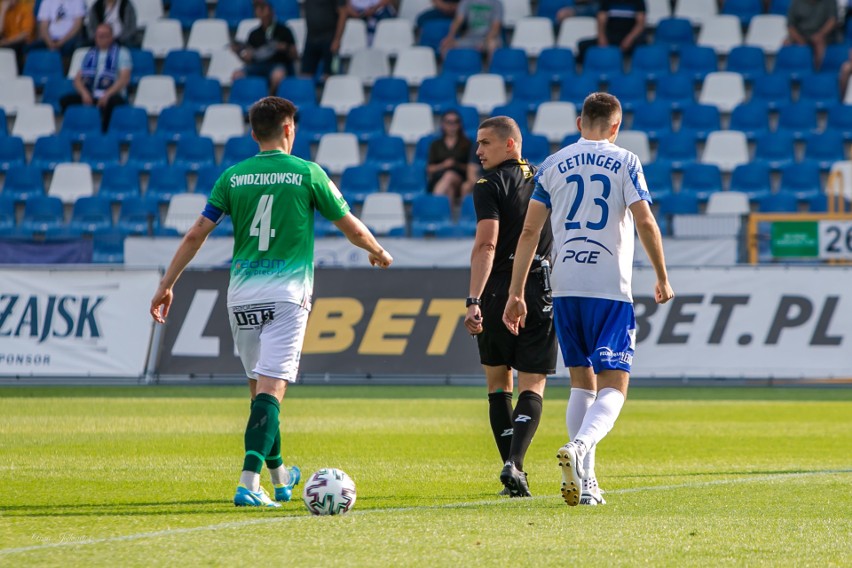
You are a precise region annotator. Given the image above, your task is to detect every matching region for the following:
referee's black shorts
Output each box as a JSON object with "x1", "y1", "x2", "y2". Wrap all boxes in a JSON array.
[{"x1": 476, "y1": 271, "x2": 557, "y2": 375}]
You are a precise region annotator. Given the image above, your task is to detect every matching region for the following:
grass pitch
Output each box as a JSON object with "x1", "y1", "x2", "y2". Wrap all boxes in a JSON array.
[{"x1": 1, "y1": 385, "x2": 850, "y2": 567}]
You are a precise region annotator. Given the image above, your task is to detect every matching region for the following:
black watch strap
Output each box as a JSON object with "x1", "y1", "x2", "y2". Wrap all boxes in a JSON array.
[{"x1": 466, "y1": 297, "x2": 481, "y2": 307}]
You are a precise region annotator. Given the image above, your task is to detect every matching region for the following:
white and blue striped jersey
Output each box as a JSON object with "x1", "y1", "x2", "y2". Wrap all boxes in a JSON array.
[{"x1": 532, "y1": 137, "x2": 651, "y2": 302}]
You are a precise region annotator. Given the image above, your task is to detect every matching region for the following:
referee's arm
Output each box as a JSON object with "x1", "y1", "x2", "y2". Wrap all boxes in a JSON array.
[{"x1": 465, "y1": 219, "x2": 498, "y2": 335}]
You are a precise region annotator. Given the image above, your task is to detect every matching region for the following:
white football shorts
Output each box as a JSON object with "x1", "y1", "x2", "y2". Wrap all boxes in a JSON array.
[{"x1": 229, "y1": 301, "x2": 309, "y2": 382}]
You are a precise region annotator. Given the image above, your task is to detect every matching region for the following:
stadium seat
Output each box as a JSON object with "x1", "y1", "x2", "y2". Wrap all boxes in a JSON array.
[
  {"x1": 821, "y1": 44, "x2": 850, "y2": 74},
  {"x1": 134, "y1": 75, "x2": 178, "y2": 115},
  {"x1": 827, "y1": 103, "x2": 852, "y2": 141},
  {"x1": 183, "y1": 76, "x2": 223, "y2": 115},
  {"x1": 416, "y1": 76, "x2": 458, "y2": 112},
  {"x1": 108, "y1": 105, "x2": 149, "y2": 142},
  {"x1": 68, "y1": 196, "x2": 113, "y2": 233},
  {"x1": 169, "y1": 0, "x2": 207, "y2": 29},
  {"x1": 372, "y1": 18, "x2": 414, "y2": 57},
  {"x1": 142, "y1": 19, "x2": 185, "y2": 57},
  {"x1": 388, "y1": 103, "x2": 435, "y2": 144},
  {"x1": 502, "y1": 0, "x2": 531, "y2": 28},
  {"x1": 774, "y1": 45, "x2": 814, "y2": 82},
  {"x1": 291, "y1": 135, "x2": 311, "y2": 160},
  {"x1": 298, "y1": 105, "x2": 338, "y2": 143},
  {"x1": 532, "y1": 101, "x2": 578, "y2": 143},
  {"x1": 679, "y1": 103, "x2": 721, "y2": 142},
  {"x1": 315, "y1": 133, "x2": 360, "y2": 174},
  {"x1": 725, "y1": 45, "x2": 766, "y2": 82},
  {"x1": 799, "y1": 73, "x2": 840, "y2": 110},
  {"x1": 491, "y1": 101, "x2": 529, "y2": 131},
  {"x1": 656, "y1": 131, "x2": 698, "y2": 170},
  {"x1": 90, "y1": 227, "x2": 127, "y2": 262},
  {"x1": 0, "y1": 46, "x2": 18, "y2": 76},
  {"x1": 154, "y1": 106, "x2": 196, "y2": 142},
  {"x1": 461, "y1": 74, "x2": 507, "y2": 114},
  {"x1": 0, "y1": 76, "x2": 35, "y2": 116},
  {"x1": 706, "y1": 191, "x2": 750, "y2": 215},
  {"x1": 779, "y1": 160, "x2": 822, "y2": 199},
  {"x1": 678, "y1": 45, "x2": 718, "y2": 83},
  {"x1": 654, "y1": 72, "x2": 695, "y2": 110},
  {"x1": 749, "y1": 73, "x2": 792, "y2": 110},
  {"x1": 561, "y1": 132, "x2": 582, "y2": 146},
  {"x1": 360, "y1": 192, "x2": 406, "y2": 235},
  {"x1": 451, "y1": 105, "x2": 481, "y2": 140},
  {"x1": 162, "y1": 49, "x2": 203, "y2": 86},
  {"x1": 654, "y1": 18, "x2": 695, "y2": 54},
  {"x1": 418, "y1": 19, "x2": 451, "y2": 53},
  {"x1": 215, "y1": 0, "x2": 253, "y2": 29},
  {"x1": 510, "y1": 17, "x2": 555, "y2": 57},
  {"x1": 347, "y1": 48, "x2": 390, "y2": 86},
  {"x1": 616, "y1": 130, "x2": 651, "y2": 164},
  {"x1": 583, "y1": 46, "x2": 622, "y2": 82},
  {"x1": 200, "y1": 104, "x2": 245, "y2": 144},
  {"x1": 31, "y1": 135, "x2": 72, "y2": 172},
  {"x1": 556, "y1": 16, "x2": 596, "y2": 51},
  {"x1": 3, "y1": 165, "x2": 44, "y2": 201},
  {"x1": 0, "y1": 194, "x2": 15, "y2": 232},
  {"x1": 630, "y1": 45, "x2": 670, "y2": 83},
  {"x1": 658, "y1": 191, "x2": 699, "y2": 215},
  {"x1": 392, "y1": 46, "x2": 437, "y2": 87},
  {"x1": 758, "y1": 191, "x2": 799, "y2": 212},
  {"x1": 22, "y1": 49, "x2": 63, "y2": 87},
  {"x1": 535, "y1": 47, "x2": 576, "y2": 84},
  {"x1": 399, "y1": 0, "x2": 430, "y2": 21},
  {"x1": 803, "y1": 129, "x2": 846, "y2": 171},
  {"x1": 338, "y1": 18, "x2": 369, "y2": 57},
  {"x1": 745, "y1": 15, "x2": 788, "y2": 55},
  {"x1": 320, "y1": 75, "x2": 365, "y2": 115},
  {"x1": 365, "y1": 135, "x2": 408, "y2": 172},
  {"x1": 560, "y1": 73, "x2": 600, "y2": 111},
  {"x1": 680, "y1": 162, "x2": 723, "y2": 200},
  {"x1": 220, "y1": 136, "x2": 257, "y2": 168},
  {"x1": 98, "y1": 165, "x2": 142, "y2": 202},
  {"x1": 387, "y1": 163, "x2": 428, "y2": 203},
  {"x1": 455, "y1": 193, "x2": 478, "y2": 235},
  {"x1": 163, "y1": 193, "x2": 208, "y2": 234},
  {"x1": 11, "y1": 104, "x2": 55, "y2": 143},
  {"x1": 229, "y1": 77, "x2": 269, "y2": 112},
  {"x1": 269, "y1": 0, "x2": 300, "y2": 20},
  {"x1": 442, "y1": 48, "x2": 483, "y2": 85},
  {"x1": 59, "y1": 105, "x2": 102, "y2": 142},
  {"x1": 537, "y1": 0, "x2": 573, "y2": 22},
  {"x1": 48, "y1": 163, "x2": 94, "y2": 203},
  {"x1": 411, "y1": 193, "x2": 452, "y2": 236},
  {"x1": 173, "y1": 136, "x2": 216, "y2": 171},
  {"x1": 187, "y1": 19, "x2": 231, "y2": 56},
  {"x1": 698, "y1": 71, "x2": 745, "y2": 113},
  {"x1": 697, "y1": 14, "x2": 743, "y2": 54},
  {"x1": 146, "y1": 165, "x2": 188, "y2": 203},
  {"x1": 276, "y1": 77, "x2": 317, "y2": 108},
  {"x1": 489, "y1": 48, "x2": 530, "y2": 84},
  {"x1": 776, "y1": 101, "x2": 819, "y2": 140},
  {"x1": 730, "y1": 162, "x2": 773, "y2": 200},
  {"x1": 79, "y1": 135, "x2": 120, "y2": 172},
  {"x1": 721, "y1": 0, "x2": 762, "y2": 26},
  {"x1": 340, "y1": 164, "x2": 381, "y2": 205},
  {"x1": 701, "y1": 130, "x2": 749, "y2": 173},
  {"x1": 0, "y1": 136, "x2": 25, "y2": 171},
  {"x1": 234, "y1": 18, "x2": 260, "y2": 43},
  {"x1": 129, "y1": 49, "x2": 156, "y2": 86},
  {"x1": 41, "y1": 77, "x2": 75, "y2": 112},
  {"x1": 0, "y1": 107, "x2": 7, "y2": 135},
  {"x1": 344, "y1": 104, "x2": 386, "y2": 142},
  {"x1": 370, "y1": 77, "x2": 411, "y2": 114},
  {"x1": 206, "y1": 48, "x2": 243, "y2": 87},
  {"x1": 194, "y1": 164, "x2": 225, "y2": 195},
  {"x1": 630, "y1": 100, "x2": 673, "y2": 141},
  {"x1": 518, "y1": 133, "x2": 548, "y2": 165},
  {"x1": 511, "y1": 74, "x2": 553, "y2": 112},
  {"x1": 754, "y1": 130, "x2": 796, "y2": 171},
  {"x1": 134, "y1": 0, "x2": 164, "y2": 27},
  {"x1": 606, "y1": 73, "x2": 648, "y2": 112},
  {"x1": 643, "y1": 161, "x2": 674, "y2": 199},
  {"x1": 20, "y1": 195, "x2": 65, "y2": 233},
  {"x1": 674, "y1": 0, "x2": 718, "y2": 26}
]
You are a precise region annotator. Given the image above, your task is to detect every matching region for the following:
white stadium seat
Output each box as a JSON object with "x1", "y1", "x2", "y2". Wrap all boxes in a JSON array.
[
  {"x1": 134, "y1": 75, "x2": 177, "y2": 115},
  {"x1": 67, "y1": 47, "x2": 89, "y2": 78},
  {"x1": 133, "y1": 0, "x2": 165, "y2": 28},
  {"x1": 320, "y1": 75, "x2": 365, "y2": 115},
  {"x1": 48, "y1": 163, "x2": 94, "y2": 204},
  {"x1": 706, "y1": 191, "x2": 751, "y2": 215},
  {"x1": 11, "y1": 104, "x2": 55, "y2": 142},
  {"x1": 461, "y1": 73, "x2": 507, "y2": 114},
  {"x1": 0, "y1": 47, "x2": 18, "y2": 77},
  {"x1": 0, "y1": 77, "x2": 36, "y2": 115},
  {"x1": 557, "y1": 17, "x2": 597, "y2": 51},
  {"x1": 398, "y1": 0, "x2": 431, "y2": 22},
  {"x1": 616, "y1": 130, "x2": 651, "y2": 164},
  {"x1": 187, "y1": 19, "x2": 231, "y2": 57},
  {"x1": 199, "y1": 104, "x2": 245, "y2": 144},
  {"x1": 206, "y1": 49, "x2": 244, "y2": 87},
  {"x1": 532, "y1": 101, "x2": 578, "y2": 143},
  {"x1": 697, "y1": 15, "x2": 743, "y2": 55},
  {"x1": 360, "y1": 192, "x2": 406, "y2": 235},
  {"x1": 702, "y1": 130, "x2": 749, "y2": 172},
  {"x1": 392, "y1": 46, "x2": 437, "y2": 86},
  {"x1": 347, "y1": 48, "x2": 391, "y2": 86},
  {"x1": 372, "y1": 18, "x2": 414, "y2": 56},
  {"x1": 235, "y1": 18, "x2": 261, "y2": 44},
  {"x1": 645, "y1": 0, "x2": 672, "y2": 27},
  {"x1": 511, "y1": 17, "x2": 556, "y2": 57},
  {"x1": 699, "y1": 72, "x2": 746, "y2": 113},
  {"x1": 745, "y1": 14, "x2": 786, "y2": 55},
  {"x1": 388, "y1": 102, "x2": 435, "y2": 144},
  {"x1": 286, "y1": 18, "x2": 307, "y2": 56},
  {"x1": 674, "y1": 0, "x2": 718, "y2": 26},
  {"x1": 164, "y1": 193, "x2": 209, "y2": 234},
  {"x1": 142, "y1": 19, "x2": 184, "y2": 58},
  {"x1": 315, "y1": 133, "x2": 361, "y2": 174},
  {"x1": 502, "y1": 0, "x2": 531, "y2": 28},
  {"x1": 338, "y1": 19, "x2": 368, "y2": 57}
]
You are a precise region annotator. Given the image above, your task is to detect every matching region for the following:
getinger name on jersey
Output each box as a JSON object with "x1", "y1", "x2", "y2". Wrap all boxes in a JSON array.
[{"x1": 556, "y1": 152, "x2": 622, "y2": 174}]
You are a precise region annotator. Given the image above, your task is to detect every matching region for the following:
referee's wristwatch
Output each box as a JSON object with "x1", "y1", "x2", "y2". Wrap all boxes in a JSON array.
[{"x1": 466, "y1": 297, "x2": 481, "y2": 308}]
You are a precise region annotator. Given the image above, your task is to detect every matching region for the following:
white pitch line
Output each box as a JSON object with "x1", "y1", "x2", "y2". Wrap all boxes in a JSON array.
[{"x1": 1, "y1": 469, "x2": 849, "y2": 557}]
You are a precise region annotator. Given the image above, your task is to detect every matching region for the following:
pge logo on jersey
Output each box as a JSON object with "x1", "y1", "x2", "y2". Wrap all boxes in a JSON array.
[{"x1": 561, "y1": 236, "x2": 614, "y2": 265}]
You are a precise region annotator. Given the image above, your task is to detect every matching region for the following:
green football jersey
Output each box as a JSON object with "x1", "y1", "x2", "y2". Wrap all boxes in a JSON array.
[{"x1": 207, "y1": 150, "x2": 349, "y2": 307}]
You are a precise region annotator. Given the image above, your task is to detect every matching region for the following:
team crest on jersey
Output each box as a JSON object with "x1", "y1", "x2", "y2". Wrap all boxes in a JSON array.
[
  {"x1": 519, "y1": 163, "x2": 533, "y2": 179},
  {"x1": 476, "y1": 177, "x2": 488, "y2": 184}
]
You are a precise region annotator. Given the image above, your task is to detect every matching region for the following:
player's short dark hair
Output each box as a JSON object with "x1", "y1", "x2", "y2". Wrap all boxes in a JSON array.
[
  {"x1": 249, "y1": 96, "x2": 297, "y2": 142},
  {"x1": 478, "y1": 116, "x2": 522, "y2": 145},
  {"x1": 581, "y1": 92, "x2": 622, "y2": 130}
]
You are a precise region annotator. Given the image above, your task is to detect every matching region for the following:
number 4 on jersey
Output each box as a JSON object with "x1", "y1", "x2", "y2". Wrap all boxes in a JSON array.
[{"x1": 250, "y1": 195, "x2": 276, "y2": 251}]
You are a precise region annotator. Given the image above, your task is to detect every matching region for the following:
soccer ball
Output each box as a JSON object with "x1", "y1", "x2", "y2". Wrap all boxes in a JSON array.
[{"x1": 302, "y1": 468, "x2": 357, "y2": 516}]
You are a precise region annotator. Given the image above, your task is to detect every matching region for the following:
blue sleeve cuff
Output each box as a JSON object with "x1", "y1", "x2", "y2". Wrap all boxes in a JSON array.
[
  {"x1": 201, "y1": 202, "x2": 225, "y2": 224},
  {"x1": 531, "y1": 182, "x2": 551, "y2": 209}
]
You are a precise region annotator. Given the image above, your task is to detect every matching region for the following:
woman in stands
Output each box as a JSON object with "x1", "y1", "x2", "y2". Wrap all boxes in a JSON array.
[{"x1": 427, "y1": 109, "x2": 473, "y2": 204}]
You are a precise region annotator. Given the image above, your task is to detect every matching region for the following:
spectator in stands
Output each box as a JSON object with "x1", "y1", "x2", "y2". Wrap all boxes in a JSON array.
[
  {"x1": 785, "y1": 0, "x2": 838, "y2": 68},
  {"x1": 233, "y1": 0, "x2": 297, "y2": 94},
  {"x1": 440, "y1": 0, "x2": 503, "y2": 61},
  {"x1": 60, "y1": 23, "x2": 131, "y2": 131},
  {"x1": 30, "y1": 0, "x2": 86, "y2": 59},
  {"x1": 427, "y1": 110, "x2": 472, "y2": 203},
  {"x1": 344, "y1": 0, "x2": 397, "y2": 42},
  {"x1": 577, "y1": 0, "x2": 646, "y2": 63},
  {"x1": 555, "y1": 1, "x2": 601, "y2": 22},
  {"x1": 0, "y1": 0, "x2": 35, "y2": 69},
  {"x1": 417, "y1": 0, "x2": 459, "y2": 29},
  {"x1": 303, "y1": 0, "x2": 347, "y2": 80},
  {"x1": 86, "y1": 0, "x2": 141, "y2": 47}
]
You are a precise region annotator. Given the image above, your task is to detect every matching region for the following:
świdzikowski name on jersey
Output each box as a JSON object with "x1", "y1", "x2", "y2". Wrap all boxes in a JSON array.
[{"x1": 230, "y1": 172, "x2": 304, "y2": 188}]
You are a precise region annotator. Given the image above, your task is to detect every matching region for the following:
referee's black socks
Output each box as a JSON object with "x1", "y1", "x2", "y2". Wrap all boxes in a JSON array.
[
  {"x1": 508, "y1": 391, "x2": 543, "y2": 472},
  {"x1": 488, "y1": 391, "x2": 514, "y2": 464}
]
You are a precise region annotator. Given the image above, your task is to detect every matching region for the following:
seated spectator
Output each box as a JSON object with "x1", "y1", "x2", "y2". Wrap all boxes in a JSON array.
[
  {"x1": 233, "y1": 0, "x2": 297, "y2": 93},
  {"x1": 31, "y1": 0, "x2": 86, "y2": 58},
  {"x1": 60, "y1": 23, "x2": 131, "y2": 131},
  {"x1": 577, "y1": 0, "x2": 646, "y2": 63},
  {"x1": 0, "y1": 0, "x2": 35, "y2": 69},
  {"x1": 555, "y1": 0, "x2": 600, "y2": 22},
  {"x1": 440, "y1": 0, "x2": 503, "y2": 61},
  {"x1": 416, "y1": 0, "x2": 459, "y2": 29},
  {"x1": 302, "y1": 0, "x2": 347, "y2": 80},
  {"x1": 86, "y1": 0, "x2": 141, "y2": 47},
  {"x1": 344, "y1": 0, "x2": 397, "y2": 42},
  {"x1": 427, "y1": 110, "x2": 473, "y2": 203},
  {"x1": 786, "y1": 0, "x2": 838, "y2": 68}
]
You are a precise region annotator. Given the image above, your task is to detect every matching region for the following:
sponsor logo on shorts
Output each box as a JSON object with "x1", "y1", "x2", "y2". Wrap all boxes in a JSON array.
[
  {"x1": 232, "y1": 303, "x2": 276, "y2": 328},
  {"x1": 597, "y1": 347, "x2": 633, "y2": 366}
]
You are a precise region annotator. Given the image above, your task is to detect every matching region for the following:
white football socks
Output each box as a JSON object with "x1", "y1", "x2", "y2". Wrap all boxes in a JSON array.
[
  {"x1": 567, "y1": 388, "x2": 597, "y2": 477},
  {"x1": 574, "y1": 387, "x2": 626, "y2": 450},
  {"x1": 269, "y1": 465, "x2": 291, "y2": 486},
  {"x1": 240, "y1": 471, "x2": 261, "y2": 492}
]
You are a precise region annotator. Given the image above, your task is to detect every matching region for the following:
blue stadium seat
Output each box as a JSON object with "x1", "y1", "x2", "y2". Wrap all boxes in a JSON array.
[
  {"x1": 43, "y1": 225, "x2": 84, "y2": 241},
  {"x1": 655, "y1": 131, "x2": 697, "y2": 170},
  {"x1": 730, "y1": 162, "x2": 772, "y2": 200},
  {"x1": 195, "y1": 164, "x2": 226, "y2": 195},
  {"x1": 806, "y1": 193, "x2": 850, "y2": 213},
  {"x1": 680, "y1": 163, "x2": 723, "y2": 201},
  {"x1": 174, "y1": 136, "x2": 216, "y2": 171},
  {"x1": 169, "y1": 0, "x2": 207, "y2": 29},
  {"x1": 108, "y1": 105, "x2": 149, "y2": 142},
  {"x1": 774, "y1": 45, "x2": 814, "y2": 82},
  {"x1": 729, "y1": 100, "x2": 770, "y2": 140},
  {"x1": 804, "y1": 129, "x2": 846, "y2": 170},
  {"x1": 827, "y1": 103, "x2": 852, "y2": 141},
  {"x1": 561, "y1": 132, "x2": 581, "y2": 146},
  {"x1": 799, "y1": 73, "x2": 840, "y2": 110},
  {"x1": 99, "y1": 165, "x2": 141, "y2": 202},
  {"x1": 769, "y1": 0, "x2": 791, "y2": 14},
  {"x1": 215, "y1": 0, "x2": 253, "y2": 28},
  {"x1": 750, "y1": 73, "x2": 792, "y2": 110},
  {"x1": 583, "y1": 46, "x2": 622, "y2": 82},
  {"x1": 92, "y1": 227, "x2": 127, "y2": 263},
  {"x1": 129, "y1": 49, "x2": 156, "y2": 86},
  {"x1": 0, "y1": 136, "x2": 25, "y2": 171},
  {"x1": 776, "y1": 100, "x2": 818, "y2": 140},
  {"x1": 3, "y1": 165, "x2": 44, "y2": 201},
  {"x1": 344, "y1": 104, "x2": 386, "y2": 142},
  {"x1": 441, "y1": 48, "x2": 483, "y2": 85},
  {"x1": 222, "y1": 135, "x2": 258, "y2": 167},
  {"x1": 276, "y1": 77, "x2": 317, "y2": 108},
  {"x1": 117, "y1": 197, "x2": 158, "y2": 235},
  {"x1": 80, "y1": 135, "x2": 121, "y2": 172},
  {"x1": 388, "y1": 163, "x2": 427, "y2": 203},
  {"x1": 630, "y1": 100, "x2": 673, "y2": 141},
  {"x1": 606, "y1": 73, "x2": 647, "y2": 112},
  {"x1": 365, "y1": 135, "x2": 407, "y2": 172},
  {"x1": 155, "y1": 105, "x2": 197, "y2": 142},
  {"x1": 654, "y1": 72, "x2": 695, "y2": 110},
  {"x1": 419, "y1": 19, "x2": 452, "y2": 53},
  {"x1": 60, "y1": 105, "x2": 102, "y2": 142},
  {"x1": 559, "y1": 73, "x2": 600, "y2": 111},
  {"x1": 20, "y1": 195, "x2": 64, "y2": 232},
  {"x1": 298, "y1": 105, "x2": 338, "y2": 143},
  {"x1": 537, "y1": 0, "x2": 574, "y2": 22},
  {"x1": 0, "y1": 195, "x2": 15, "y2": 232},
  {"x1": 821, "y1": 44, "x2": 850, "y2": 74},
  {"x1": 643, "y1": 161, "x2": 674, "y2": 200},
  {"x1": 411, "y1": 193, "x2": 452, "y2": 236},
  {"x1": 725, "y1": 46, "x2": 766, "y2": 82},
  {"x1": 450, "y1": 105, "x2": 480, "y2": 140},
  {"x1": 146, "y1": 165, "x2": 188, "y2": 203},
  {"x1": 721, "y1": 0, "x2": 762, "y2": 25},
  {"x1": 654, "y1": 18, "x2": 694, "y2": 54},
  {"x1": 268, "y1": 0, "x2": 300, "y2": 20},
  {"x1": 69, "y1": 195, "x2": 112, "y2": 233},
  {"x1": 534, "y1": 47, "x2": 576, "y2": 84},
  {"x1": 630, "y1": 45, "x2": 670, "y2": 83},
  {"x1": 417, "y1": 76, "x2": 458, "y2": 113},
  {"x1": 489, "y1": 47, "x2": 530, "y2": 84},
  {"x1": 658, "y1": 191, "x2": 699, "y2": 215},
  {"x1": 414, "y1": 133, "x2": 437, "y2": 164},
  {"x1": 41, "y1": 77, "x2": 75, "y2": 112},
  {"x1": 679, "y1": 103, "x2": 721, "y2": 142},
  {"x1": 126, "y1": 134, "x2": 169, "y2": 171},
  {"x1": 678, "y1": 45, "x2": 717, "y2": 83},
  {"x1": 291, "y1": 135, "x2": 311, "y2": 160},
  {"x1": 779, "y1": 160, "x2": 822, "y2": 200},
  {"x1": 450, "y1": 193, "x2": 477, "y2": 236},
  {"x1": 183, "y1": 76, "x2": 224, "y2": 115},
  {"x1": 163, "y1": 49, "x2": 203, "y2": 85},
  {"x1": 340, "y1": 164, "x2": 381, "y2": 205},
  {"x1": 22, "y1": 49, "x2": 63, "y2": 87},
  {"x1": 31, "y1": 135, "x2": 72, "y2": 172},
  {"x1": 230, "y1": 77, "x2": 268, "y2": 112},
  {"x1": 758, "y1": 192, "x2": 799, "y2": 212},
  {"x1": 523, "y1": 134, "x2": 551, "y2": 166},
  {"x1": 370, "y1": 77, "x2": 411, "y2": 114},
  {"x1": 314, "y1": 211, "x2": 339, "y2": 238},
  {"x1": 491, "y1": 101, "x2": 529, "y2": 131},
  {"x1": 511, "y1": 74, "x2": 552, "y2": 112},
  {"x1": 754, "y1": 130, "x2": 796, "y2": 171}
]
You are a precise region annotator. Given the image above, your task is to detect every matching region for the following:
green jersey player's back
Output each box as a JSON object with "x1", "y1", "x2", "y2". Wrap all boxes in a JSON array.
[{"x1": 207, "y1": 150, "x2": 349, "y2": 307}]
